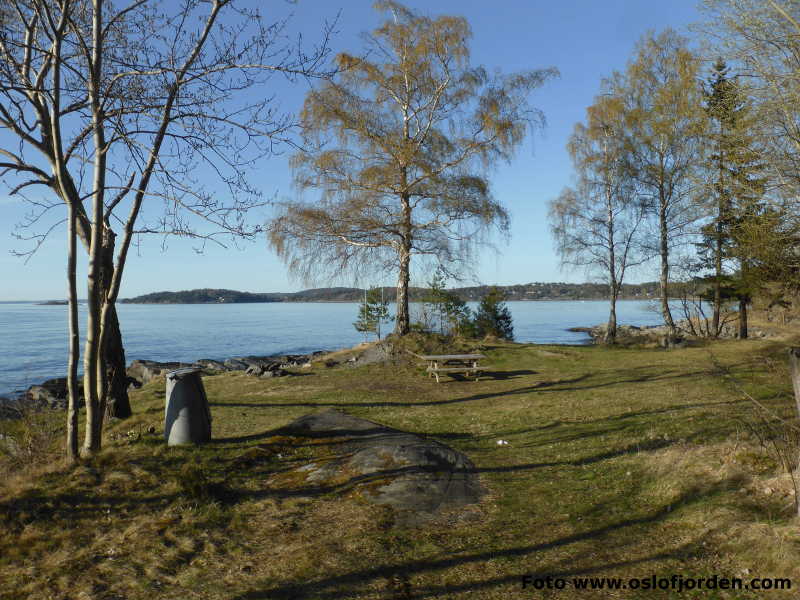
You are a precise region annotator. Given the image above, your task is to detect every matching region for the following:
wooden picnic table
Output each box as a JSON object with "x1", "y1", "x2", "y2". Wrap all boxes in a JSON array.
[{"x1": 411, "y1": 352, "x2": 488, "y2": 383}]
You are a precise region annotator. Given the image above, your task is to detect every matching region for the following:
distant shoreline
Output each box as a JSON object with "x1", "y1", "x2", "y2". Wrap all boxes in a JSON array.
[
  {"x1": 5, "y1": 297, "x2": 662, "y2": 305},
  {"x1": 7, "y1": 283, "x2": 665, "y2": 304},
  {"x1": 118, "y1": 297, "x2": 658, "y2": 305},
  {"x1": 117, "y1": 284, "x2": 660, "y2": 305}
]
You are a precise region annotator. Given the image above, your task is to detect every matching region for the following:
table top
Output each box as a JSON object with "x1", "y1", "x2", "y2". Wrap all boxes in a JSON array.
[{"x1": 416, "y1": 353, "x2": 485, "y2": 361}]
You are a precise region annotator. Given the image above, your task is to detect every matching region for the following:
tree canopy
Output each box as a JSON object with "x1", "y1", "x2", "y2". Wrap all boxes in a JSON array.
[{"x1": 268, "y1": 0, "x2": 557, "y2": 334}]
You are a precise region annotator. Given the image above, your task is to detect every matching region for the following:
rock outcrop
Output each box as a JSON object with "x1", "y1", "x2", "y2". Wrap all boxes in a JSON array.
[
  {"x1": 581, "y1": 320, "x2": 778, "y2": 345},
  {"x1": 24, "y1": 377, "x2": 84, "y2": 410},
  {"x1": 244, "y1": 363, "x2": 288, "y2": 378},
  {"x1": 5, "y1": 350, "x2": 327, "y2": 419},
  {"x1": 127, "y1": 360, "x2": 184, "y2": 384},
  {"x1": 0, "y1": 397, "x2": 22, "y2": 420},
  {"x1": 275, "y1": 409, "x2": 483, "y2": 526}
]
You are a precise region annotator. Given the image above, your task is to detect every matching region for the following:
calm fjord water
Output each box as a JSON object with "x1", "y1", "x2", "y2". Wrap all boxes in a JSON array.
[{"x1": 0, "y1": 300, "x2": 666, "y2": 396}]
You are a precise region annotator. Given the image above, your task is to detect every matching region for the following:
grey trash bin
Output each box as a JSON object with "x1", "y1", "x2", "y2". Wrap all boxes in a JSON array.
[{"x1": 164, "y1": 367, "x2": 212, "y2": 445}]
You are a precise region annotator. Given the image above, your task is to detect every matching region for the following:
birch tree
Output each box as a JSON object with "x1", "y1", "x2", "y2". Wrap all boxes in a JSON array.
[
  {"x1": 549, "y1": 92, "x2": 647, "y2": 344},
  {"x1": 616, "y1": 30, "x2": 708, "y2": 338},
  {"x1": 268, "y1": 1, "x2": 557, "y2": 335},
  {"x1": 0, "y1": 0, "x2": 331, "y2": 458}
]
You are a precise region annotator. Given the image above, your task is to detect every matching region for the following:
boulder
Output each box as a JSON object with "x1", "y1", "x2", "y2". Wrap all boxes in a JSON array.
[
  {"x1": 261, "y1": 368, "x2": 288, "y2": 378},
  {"x1": 352, "y1": 342, "x2": 393, "y2": 366},
  {"x1": 239, "y1": 357, "x2": 270, "y2": 369},
  {"x1": 242, "y1": 358, "x2": 292, "y2": 377},
  {"x1": 660, "y1": 334, "x2": 687, "y2": 349},
  {"x1": 127, "y1": 376, "x2": 142, "y2": 393},
  {"x1": 245, "y1": 364, "x2": 266, "y2": 377},
  {"x1": 223, "y1": 358, "x2": 250, "y2": 371},
  {"x1": 276, "y1": 409, "x2": 483, "y2": 526},
  {"x1": 0, "y1": 433, "x2": 20, "y2": 456},
  {"x1": 25, "y1": 385, "x2": 56, "y2": 408},
  {"x1": 275, "y1": 354, "x2": 309, "y2": 369},
  {"x1": 128, "y1": 360, "x2": 183, "y2": 384},
  {"x1": 24, "y1": 377, "x2": 84, "y2": 410},
  {"x1": 194, "y1": 359, "x2": 229, "y2": 371},
  {"x1": 0, "y1": 397, "x2": 22, "y2": 420}
]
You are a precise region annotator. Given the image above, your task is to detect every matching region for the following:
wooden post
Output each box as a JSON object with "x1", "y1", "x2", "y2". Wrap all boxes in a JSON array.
[
  {"x1": 789, "y1": 348, "x2": 800, "y2": 517},
  {"x1": 789, "y1": 348, "x2": 800, "y2": 420}
]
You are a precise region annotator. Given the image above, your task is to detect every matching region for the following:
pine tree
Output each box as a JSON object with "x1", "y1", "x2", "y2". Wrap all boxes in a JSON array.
[
  {"x1": 421, "y1": 266, "x2": 472, "y2": 336},
  {"x1": 473, "y1": 286, "x2": 514, "y2": 340}
]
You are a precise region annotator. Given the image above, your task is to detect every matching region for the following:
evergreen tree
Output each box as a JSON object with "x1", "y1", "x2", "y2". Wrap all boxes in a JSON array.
[
  {"x1": 421, "y1": 266, "x2": 472, "y2": 336},
  {"x1": 473, "y1": 286, "x2": 514, "y2": 340},
  {"x1": 354, "y1": 288, "x2": 393, "y2": 340},
  {"x1": 699, "y1": 59, "x2": 766, "y2": 338}
]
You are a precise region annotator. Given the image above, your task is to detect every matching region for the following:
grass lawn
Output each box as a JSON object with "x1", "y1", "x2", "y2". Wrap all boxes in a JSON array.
[{"x1": 2, "y1": 337, "x2": 800, "y2": 599}]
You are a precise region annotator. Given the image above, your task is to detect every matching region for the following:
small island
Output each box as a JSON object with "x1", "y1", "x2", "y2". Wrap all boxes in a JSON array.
[{"x1": 120, "y1": 287, "x2": 363, "y2": 304}]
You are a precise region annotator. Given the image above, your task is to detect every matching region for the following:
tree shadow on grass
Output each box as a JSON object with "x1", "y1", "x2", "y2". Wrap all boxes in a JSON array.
[
  {"x1": 0, "y1": 479, "x2": 187, "y2": 533},
  {"x1": 212, "y1": 428, "x2": 288, "y2": 444},
  {"x1": 229, "y1": 480, "x2": 737, "y2": 600},
  {"x1": 207, "y1": 363, "x2": 720, "y2": 412},
  {"x1": 205, "y1": 374, "x2": 586, "y2": 410},
  {"x1": 435, "y1": 369, "x2": 537, "y2": 382},
  {"x1": 477, "y1": 437, "x2": 676, "y2": 474},
  {"x1": 216, "y1": 429, "x2": 680, "y2": 504},
  {"x1": 210, "y1": 394, "x2": 744, "y2": 455}
]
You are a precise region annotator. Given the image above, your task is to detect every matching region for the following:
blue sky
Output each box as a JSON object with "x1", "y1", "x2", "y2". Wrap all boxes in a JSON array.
[{"x1": 0, "y1": 0, "x2": 704, "y2": 301}]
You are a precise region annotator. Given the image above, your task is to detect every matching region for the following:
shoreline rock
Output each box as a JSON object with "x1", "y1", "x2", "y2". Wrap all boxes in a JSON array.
[
  {"x1": 124, "y1": 352, "x2": 323, "y2": 385},
  {"x1": 3, "y1": 349, "x2": 329, "y2": 419}
]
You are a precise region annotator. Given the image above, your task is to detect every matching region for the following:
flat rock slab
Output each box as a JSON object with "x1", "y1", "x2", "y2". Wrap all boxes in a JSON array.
[{"x1": 277, "y1": 409, "x2": 482, "y2": 526}]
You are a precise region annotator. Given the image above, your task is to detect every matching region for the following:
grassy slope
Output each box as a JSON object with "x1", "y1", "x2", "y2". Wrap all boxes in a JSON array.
[{"x1": 2, "y1": 338, "x2": 800, "y2": 599}]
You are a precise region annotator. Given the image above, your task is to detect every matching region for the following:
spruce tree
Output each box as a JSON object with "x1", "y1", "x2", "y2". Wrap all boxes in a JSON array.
[{"x1": 700, "y1": 59, "x2": 765, "y2": 338}]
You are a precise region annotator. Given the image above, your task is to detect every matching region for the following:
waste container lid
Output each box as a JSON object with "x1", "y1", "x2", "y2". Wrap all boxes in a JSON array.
[{"x1": 166, "y1": 367, "x2": 202, "y2": 380}]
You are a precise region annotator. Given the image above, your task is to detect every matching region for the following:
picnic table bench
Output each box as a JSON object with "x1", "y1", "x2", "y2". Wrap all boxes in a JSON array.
[{"x1": 409, "y1": 352, "x2": 488, "y2": 383}]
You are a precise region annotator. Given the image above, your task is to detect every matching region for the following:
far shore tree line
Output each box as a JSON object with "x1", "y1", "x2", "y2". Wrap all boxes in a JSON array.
[
  {"x1": 4, "y1": 0, "x2": 800, "y2": 462},
  {"x1": 119, "y1": 280, "x2": 662, "y2": 304}
]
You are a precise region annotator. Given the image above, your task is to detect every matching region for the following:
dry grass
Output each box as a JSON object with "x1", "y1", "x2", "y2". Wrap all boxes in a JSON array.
[{"x1": 2, "y1": 336, "x2": 800, "y2": 598}]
